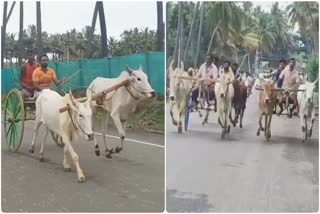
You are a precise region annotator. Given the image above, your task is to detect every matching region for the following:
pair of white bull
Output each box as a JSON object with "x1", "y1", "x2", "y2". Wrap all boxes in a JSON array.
[
  {"x1": 30, "y1": 66, "x2": 155, "y2": 182},
  {"x1": 168, "y1": 61, "x2": 234, "y2": 137}
]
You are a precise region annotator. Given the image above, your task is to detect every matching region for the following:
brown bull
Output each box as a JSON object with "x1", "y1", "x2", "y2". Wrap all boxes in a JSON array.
[
  {"x1": 230, "y1": 80, "x2": 247, "y2": 128},
  {"x1": 257, "y1": 81, "x2": 278, "y2": 141}
]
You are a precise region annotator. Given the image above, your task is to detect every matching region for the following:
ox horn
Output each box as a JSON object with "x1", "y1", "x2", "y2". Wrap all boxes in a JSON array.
[
  {"x1": 126, "y1": 65, "x2": 133, "y2": 74},
  {"x1": 69, "y1": 90, "x2": 79, "y2": 107},
  {"x1": 169, "y1": 60, "x2": 175, "y2": 74},
  {"x1": 313, "y1": 76, "x2": 319, "y2": 85},
  {"x1": 180, "y1": 61, "x2": 184, "y2": 72}
]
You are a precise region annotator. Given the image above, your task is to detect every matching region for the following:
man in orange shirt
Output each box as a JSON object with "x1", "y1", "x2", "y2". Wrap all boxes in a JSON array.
[
  {"x1": 20, "y1": 50, "x2": 38, "y2": 98},
  {"x1": 32, "y1": 54, "x2": 66, "y2": 98}
]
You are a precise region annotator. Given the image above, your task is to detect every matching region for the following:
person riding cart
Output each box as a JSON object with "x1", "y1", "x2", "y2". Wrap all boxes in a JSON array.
[
  {"x1": 30, "y1": 54, "x2": 67, "y2": 100},
  {"x1": 191, "y1": 54, "x2": 219, "y2": 110},
  {"x1": 20, "y1": 50, "x2": 39, "y2": 99},
  {"x1": 277, "y1": 58, "x2": 300, "y2": 115}
]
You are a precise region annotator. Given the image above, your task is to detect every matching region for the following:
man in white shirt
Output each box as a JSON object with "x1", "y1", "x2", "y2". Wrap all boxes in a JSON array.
[
  {"x1": 277, "y1": 58, "x2": 300, "y2": 115},
  {"x1": 192, "y1": 54, "x2": 219, "y2": 109}
]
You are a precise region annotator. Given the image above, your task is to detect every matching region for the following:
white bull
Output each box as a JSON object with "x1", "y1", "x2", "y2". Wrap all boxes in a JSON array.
[
  {"x1": 168, "y1": 60, "x2": 194, "y2": 133},
  {"x1": 30, "y1": 89, "x2": 94, "y2": 182},
  {"x1": 87, "y1": 66, "x2": 155, "y2": 158},
  {"x1": 297, "y1": 76, "x2": 318, "y2": 142},
  {"x1": 215, "y1": 78, "x2": 234, "y2": 138}
]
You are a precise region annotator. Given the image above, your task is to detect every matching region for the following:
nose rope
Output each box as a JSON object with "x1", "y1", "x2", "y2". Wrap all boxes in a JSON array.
[
  {"x1": 68, "y1": 109, "x2": 92, "y2": 136},
  {"x1": 126, "y1": 80, "x2": 154, "y2": 100}
]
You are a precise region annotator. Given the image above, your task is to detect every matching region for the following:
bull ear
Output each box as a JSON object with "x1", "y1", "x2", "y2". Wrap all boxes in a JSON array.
[
  {"x1": 69, "y1": 90, "x2": 79, "y2": 108},
  {"x1": 126, "y1": 65, "x2": 133, "y2": 74},
  {"x1": 187, "y1": 68, "x2": 193, "y2": 77}
]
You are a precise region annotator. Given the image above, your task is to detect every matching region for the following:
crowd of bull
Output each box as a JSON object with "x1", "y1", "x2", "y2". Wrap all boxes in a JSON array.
[
  {"x1": 28, "y1": 66, "x2": 156, "y2": 182},
  {"x1": 168, "y1": 60, "x2": 318, "y2": 142}
]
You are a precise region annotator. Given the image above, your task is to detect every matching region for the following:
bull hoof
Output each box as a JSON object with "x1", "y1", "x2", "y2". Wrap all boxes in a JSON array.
[
  {"x1": 77, "y1": 176, "x2": 85, "y2": 183},
  {"x1": 178, "y1": 125, "x2": 182, "y2": 133},
  {"x1": 257, "y1": 129, "x2": 260, "y2": 136},
  {"x1": 240, "y1": 124, "x2": 243, "y2": 128},
  {"x1": 64, "y1": 167, "x2": 72, "y2": 172},
  {"x1": 172, "y1": 120, "x2": 178, "y2": 126},
  {"x1": 39, "y1": 157, "x2": 44, "y2": 162},
  {"x1": 29, "y1": 147, "x2": 34, "y2": 154},
  {"x1": 95, "y1": 150, "x2": 100, "y2": 156},
  {"x1": 232, "y1": 122, "x2": 236, "y2": 127},
  {"x1": 107, "y1": 148, "x2": 114, "y2": 154},
  {"x1": 267, "y1": 131, "x2": 271, "y2": 139},
  {"x1": 309, "y1": 130, "x2": 312, "y2": 137},
  {"x1": 227, "y1": 125, "x2": 230, "y2": 133},
  {"x1": 221, "y1": 131, "x2": 225, "y2": 139},
  {"x1": 115, "y1": 146, "x2": 123, "y2": 153},
  {"x1": 106, "y1": 153, "x2": 112, "y2": 159}
]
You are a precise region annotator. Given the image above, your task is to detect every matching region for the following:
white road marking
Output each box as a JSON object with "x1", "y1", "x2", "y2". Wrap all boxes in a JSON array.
[{"x1": 94, "y1": 132, "x2": 164, "y2": 148}]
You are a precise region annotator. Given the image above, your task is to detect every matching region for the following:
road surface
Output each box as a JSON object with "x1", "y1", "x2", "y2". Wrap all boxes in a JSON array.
[
  {"x1": 2, "y1": 120, "x2": 164, "y2": 212},
  {"x1": 166, "y1": 89, "x2": 318, "y2": 212}
]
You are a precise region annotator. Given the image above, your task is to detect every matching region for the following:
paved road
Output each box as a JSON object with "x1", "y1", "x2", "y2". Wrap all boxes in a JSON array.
[
  {"x1": 2, "y1": 120, "x2": 164, "y2": 212},
  {"x1": 166, "y1": 89, "x2": 318, "y2": 212}
]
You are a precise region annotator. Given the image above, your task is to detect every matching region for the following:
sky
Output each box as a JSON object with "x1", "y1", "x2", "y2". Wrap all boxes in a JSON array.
[
  {"x1": 2, "y1": 1, "x2": 296, "y2": 38},
  {"x1": 3, "y1": 1, "x2": 159, "y2": 39},
  {"x1": 251, "y1": 1, "x2": 292, "y2": 12}
]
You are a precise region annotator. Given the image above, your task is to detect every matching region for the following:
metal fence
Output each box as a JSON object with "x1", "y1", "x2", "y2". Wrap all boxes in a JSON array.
[{"x1": 1, "y1": 52, "x2": 165, "y2": 95}]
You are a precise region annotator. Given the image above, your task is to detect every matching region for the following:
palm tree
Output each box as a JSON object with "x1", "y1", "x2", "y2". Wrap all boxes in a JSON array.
[
  {"x1": 36, "y1": 1, "x2": 42, "y2": 57},
  {"x1": 18, "y1": 2, "x2": 23, "y2": 65},
  {"x1": 194, "y1": 2, "x2": 204, "y2": 68},
  {"x1": 157, "y1": 2, "x2": 164, "y2": 51},
  {"x1": 184, "y1": 2, "x2": 198, "y2": 63},
  {"x1": 97, "y1": 2, "x2": 108, "y2": 57},
  {"x1": 287, "y1": 2, "x2": 319, "y2": 54}
]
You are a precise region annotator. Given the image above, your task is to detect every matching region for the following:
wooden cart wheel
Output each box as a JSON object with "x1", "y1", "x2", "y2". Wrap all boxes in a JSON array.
[
  {"x1": 50, "y1": 131, "x2": 64, "y2": 147},
  {"x1": 184, "y1": 93, "x2": 192, "y2": 131},
  {"x1": 3, "y1": 89, "x2": 25, "y2": 152}
]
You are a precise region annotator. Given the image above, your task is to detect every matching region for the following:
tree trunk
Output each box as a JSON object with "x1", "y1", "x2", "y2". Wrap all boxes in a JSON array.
[
  {"x1": 194, "y1": 2, "x2": 204, "y2": 68},
  {"x1": 18, "y1": 2, "x2": 23, "y2": 66},
  {"x1": 36, "y1": 1, "x2": 42, "y2": 58},
  {"x1": 183, "y1": 2, "x2": 198, "y2": 64},
  {"x1": 1, "y1": 2, "x2": 8, "y2": 68},
  {"x1": 179, "y1": 2, "x2": 184, "y2": 66},
  {"x1": 173, "y1": 2, "x2": 182, "y2": 68},
  {"x1": 207, "y1": 21, "x2": 221, "y2": 55},
  {"x1": 91, "y1": 3, "x2": 98, "y2": 34},
  {"x1": 157, "y1": 1, "x2": 164, "y2": 51},
  {"x1": 97, "y1": 2, "x2": 108, "y2": 57}
]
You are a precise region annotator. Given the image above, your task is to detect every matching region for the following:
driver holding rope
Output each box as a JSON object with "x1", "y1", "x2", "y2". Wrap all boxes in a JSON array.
[
  {"x1": 277, "y1": 58, "x2": 300, "y2": 115},
  {"x1": 30, "y1": 54, "x2": 67, "y2": 100},
  {"x1": 191, "y1": 54, "x2": 219, "y2": 110}
]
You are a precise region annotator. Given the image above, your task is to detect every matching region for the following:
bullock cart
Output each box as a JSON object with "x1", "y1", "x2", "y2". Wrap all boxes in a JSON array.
[
  {"x1": 255, "y1": 86, "x2": 305, "y2": 117},
  {"x1": 3, "y1": 78, "x2": 129, "y2": 152},
  {"x1": 175, "y1": 76, "x2": 217, "y2": 131},
  {"x1": 255, "y1": 86, "x2": 305, "y2": 141}
]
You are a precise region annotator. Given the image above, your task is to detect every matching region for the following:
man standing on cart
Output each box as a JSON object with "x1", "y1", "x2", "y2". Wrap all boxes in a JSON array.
[
  {"x1": 20, "y1": 50, "x2": 39, "y2": 100},
  {"x1": 32, "y1": 54, "x2": 67, "y2": 99},
  {"x1": 191, "y1": 54, "x2": 219, "y2": 110}
]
